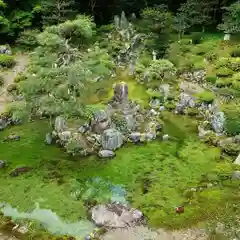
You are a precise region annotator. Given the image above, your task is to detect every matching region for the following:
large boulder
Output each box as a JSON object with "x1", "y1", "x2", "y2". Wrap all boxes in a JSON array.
[
  {"x1": 54, "y1": 116, "x2": 67, "y2": 133},
  {"x1": 234, "y1": 153, "x2": 240, "y2": 165},
  {"x1": 112, "y1": 82, "x2": 128, "y2": 103},
  {"x1": 101, "y1": 128, "x2": 123, "y2": 150},
  {"x1": 91, "y1": 110, "x2": 111, "y2": 134},
  {"x1": 211, "y1": 112, "x2": 225, "y2": 133},
  {"x1": 91, "y1": 203, "x2": 143, "y2": 228},
  {"x1": 98, "y1": 150, "x2": 115, "y2": 158}
]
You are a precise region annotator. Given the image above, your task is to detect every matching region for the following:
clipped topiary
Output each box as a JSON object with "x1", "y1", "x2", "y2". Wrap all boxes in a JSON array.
[
  {"x1": 0, "y1": 54, "x2": 16, "y2": 68},
  {"x1": 216, "y1": 67, "x2": 234, "y2": 77}
]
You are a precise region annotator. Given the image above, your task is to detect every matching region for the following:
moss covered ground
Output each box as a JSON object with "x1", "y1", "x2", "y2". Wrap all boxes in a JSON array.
[{"x1": 0, "y1": 34, "x2": 240, "y2": 238}]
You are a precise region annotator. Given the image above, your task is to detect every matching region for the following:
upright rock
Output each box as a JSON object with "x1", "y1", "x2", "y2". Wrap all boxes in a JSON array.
[
  {"x1": 91, "y1": 109, "x2": 110, "y2": 134},
  {"x1": 54, "y1": 116, "x2": 67, "y2": 133},
  {"x1": 101, "y1": 128, "x2": 123, "y2": 150},
  {"x1": 112, "y1": 82, "x2": 128, "y2": 103},
  {"x1": 211, "y1": 112, "x2": 225, "y2": 134}
]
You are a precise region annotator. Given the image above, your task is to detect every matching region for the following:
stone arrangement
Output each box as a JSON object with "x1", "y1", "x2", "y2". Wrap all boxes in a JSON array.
[{"x1": 51, "y1": 82, "x2": 163, "y2": 158}]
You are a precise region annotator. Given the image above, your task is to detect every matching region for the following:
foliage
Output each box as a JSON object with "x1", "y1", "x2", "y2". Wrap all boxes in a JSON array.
[
  {"x1": 191, "y1": 32, "x2": 203, "y2": 44},
  {"x1": 0, "y1": 54, "x2": 16, "y2": 68},
  {"x1": 206, "y1": 75, "x2": 217, "y2": 84},
  {"x1": 230, "y1": 47, "x2": 240, "y2": 57},
  {"x1": 14, "y1": 72, "x2": 27, "y2": 83},
  {"x1": 16, "y1": 29, "x2": 40, "y2": 50},
  {"x1": 139, "y1": 7, "x2": 173, "y2": 57},
  {"x1": 218, "y1": 1, "x2": 240, "y2": 34},
  {"x1": 223, "y1": 102, "x2": 240, "y2": 136},
  {"x1": 41, "y1": 0, "x2": 77, "y2": 26},
  {"x1": 216, "y1": 67, "x2": 234, "y2": 78},
  {"x1": 178, "y1": 0, "x2": 216, "y2": 32},
  {"x1": 5, "y1": 101, "x2": 30, "y2": 122},
  {"x1": 20, "y1": 17, "x2": 113, "y2": 118},
  {"x1": 146, "y1": 59, "x2": 176, "y2": 82},
  {"x1": 196, "y1": 91, "x2": 215, "y2": 104},
  {"x1": 173, "y1": 12, "x2": 190, "y2": 39}
]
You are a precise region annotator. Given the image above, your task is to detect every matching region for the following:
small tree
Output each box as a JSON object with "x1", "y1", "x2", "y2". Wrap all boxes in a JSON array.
[
  {"x1": 139, "y1": 6, "x2": 173, "y2": 57},
  {"x1": 179, "y1": 0, "x2": 215, "y2": 32},
  {"x1": 218, "y1": 1, "x2": 240, "y2": 36},
  {"x1": 173, "y1": 12, "x2": 190, "y2": 39},
  {"x1": 41, "y1": 0, "x2": 77, "y2": 26}
]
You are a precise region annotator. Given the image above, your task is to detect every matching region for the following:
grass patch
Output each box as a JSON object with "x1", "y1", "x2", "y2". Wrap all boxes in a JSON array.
[{"x1": 0, "y1": 115, "x2": 238, "y2": 232}]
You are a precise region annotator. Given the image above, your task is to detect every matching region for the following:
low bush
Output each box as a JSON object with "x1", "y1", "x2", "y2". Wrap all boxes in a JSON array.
[
  {"x1": 216, "y1": 67, "x2": 234, "y2": 77},
  {"x1": 223, "y1": 103, "x2": 240, "y2": 136},
  {"x1": 228, "y1": 58, "x2": 240, "y2": 72},
  {"x1": 206, "y1": 75, "x2": 217, "y2": 84},
  {"x1": 230, "y1": 48, "x2": 240, "y2": 57},
  {"x1": 6, "y1": 83, "x2": 18, "y2": 92},
  {"x1": 16, "y1": 30, "x2": 40, "y2": 50},
  {"x1": 14, "y1": 73, "x2": 27, "y2": 83},
  {"x1": 191, "y1": 32, "x2": 203, "y2": 44},
  {"x1": 215, "y1": 78, "x2": 233, "y2": 87},
  {"x1": 205, "y1": 51, "x2": 218, "y2": 62},
  {"x1": 0, "y1": 54, "x2": 16, "y2": 68},
  {"x1": 196, "y1": 91, "x2": 215, "y2": 104}
]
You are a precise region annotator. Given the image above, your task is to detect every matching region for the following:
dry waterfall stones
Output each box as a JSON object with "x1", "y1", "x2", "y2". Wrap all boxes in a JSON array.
[
  {"x1": 91, "y1": 109, "x2": 111, "y2": 134},
  {"x1": 112, "y1": 82, "x2": 128, "y2": 103},
  {"x1": 91, "y1": 203, "x2": 143, "y2": 228},
  {"x1": 101, "y1": 128, "x2": 124, "y2": 151}
]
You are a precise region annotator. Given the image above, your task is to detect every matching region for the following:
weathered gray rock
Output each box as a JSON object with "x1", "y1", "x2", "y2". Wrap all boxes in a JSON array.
[
  {"x1": 0, "y1": 160, "x2": 5, "y2": 168},
  {"x1": 101, "y1": 128, "x2": 123, "y2": 150},
  {"x1": 234, "y1": 153, "x2": 240, "y2": 165},
  {"x1": 150, "y1": 99, "x2": 161, "y2": 109},
  {"x1": 91, "y1": 203, "x2": 143, "y2": 228},
  {"x1": 231, "y1": 171, "x2": 240, "y2": 180},
  {"x1": 45, "y1": 133, "x2": 52, "y2": 145},
  {"x1": 54, "y1": 116, "x2": 66, "y2": 133},
  {"x1": 211, "y1": 112, "x2": 225, "y2": 133},
  {"x1": 98, "y1": 150, "x2": 116, "y2": 158},
  {"x1": 124, "y1": 114, "x2": 136, "y2": 131},
  {"x1": 162, "y1": 134, "x2": 169, "y2": 141},
  {"x1": 179, "y1": 93, "x2": 196, "y2": 108},
  {"x1": 129, "y1": 132, "x2": 141, "y2": 143},
  {"x1": 58, "y1": 131, "x2": 71, "y2": 143},
  {"x1": 113, "y1": 82, "x2": 128, "y2": 103},
  {"x1": 198, "y1": 126, "x2": 211, "y2": 138},
  {"x1": 180, "y1": 82, "x2": 204, "y2": 95},
  {"x1": 0, "y1": 118, "x2": 7, "y2": 130},
  {"x1": 91, "y1": 110, "x2": 110, "y2": 134}
]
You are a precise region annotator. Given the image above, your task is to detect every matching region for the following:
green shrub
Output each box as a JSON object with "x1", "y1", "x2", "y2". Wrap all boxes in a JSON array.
[
  {"x1": 221, "y1": 143, "x2": 240, "y2": 155},
  {"x1": 228, "y1": 57, "x2": 240, "y2": 71},
  {"x1": 16, "y1": 29, "x2": 40, "y2": 50},
  {"x1": 230, "y1": 48, "x2": 240, "y2": 57},
  {"x1": 223, "y1": 103, "x2": 240, "y2": 136},
  {"x1": 205, "y1": 51, "x2": 218, "y2": 62},
  {"x1": 215, "y1": 78, "x2": 233, "y2": 87},
  {"x1": 206, "y1": 75, "x2": 217, "y2": 84},
  {"x1": 0, "y1": 75, "x2": 4, "y2": 86},
  {"x1": 232, "y1": 80, "x2": 240, "y2": 90},
  {"x1": 7, "y1": 83, "x2": 18, "y2": 92},
  {"x1": 164, "y1": 102, "x2": 175, "y2": 110},
  {"x1": 215, "y1": 57, "x2": 228, "y2": 69},
  {"x1": 0, "y1": 54, "x2": 16, "y2": 68},
  {"x1": 14, "y1": 73, "x2": 27, "y2": 83},
  {"x1": 191, "y1": 32, "x2": 203, "y2": 44},
  {"x1": 216, "y1": 67, "x2": 233, "y2": 77},
  {"x1": 196, "y1": 91, "x2": 215, "y2": 104},
  {"x1": 184, "y1": 107, "x2": 199, "y2": 116}
]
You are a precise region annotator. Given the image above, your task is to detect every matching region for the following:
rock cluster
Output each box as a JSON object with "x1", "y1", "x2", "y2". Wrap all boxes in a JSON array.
[
  {"x1": 181, "y1": 70, "x2": 206, "y2": 83},
  {"x1": 0, "y1": 45, "x2": 12, "y2": 55},
  {"x1": 52, "y1": 82, "x2": 163, "y2": 157},
  {"x1": 91, "y1": 203, "x2": 143, "y2": 228}
]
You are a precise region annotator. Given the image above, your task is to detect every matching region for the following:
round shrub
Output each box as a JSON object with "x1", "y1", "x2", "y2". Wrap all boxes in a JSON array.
[
  {"x1": 7, "y1": 83, "x2": 18, "y2": 92},
  {"x1": 184, "y1": 107, "x2": 199, "y2": 116},
  {"x1": 16, "y1": 29, "x2": 40, "y2": 50},
  {"x1": 14, "y1": 72, "x2": 27, "y2": 83},
  {"x1": 228, "y1": 58, "x2": 240, "y2": 72},
  {"x1": 216, "y1": 67, "x2": 234, "y2": 77},
  {"x1": 206, "y1": 75, "x2": 217, "y2": 84},
  {"x1": 215, "y1": 57, "x2": 228, "y2": 69},
  {"x1": 205, "y1": 52, "x2": 218, "y2": 62},
  {"x1": 215, "y1": 78, "x2": 232, "y2": 87},
  {"x1": 191, "y1": 32, "x2": 203, "y2": 44},
  {"x1": 147, "y1": 59, "x2": 176, "y2": 81},
  {"x1": 164, "y1": 102, "x2": 175, "y2": 110},
  {"x1": 0, "y1": 54, "x2": 16, "y2": 68},
  {"x1": 230, "y1": 48, "x2": 240, "y2": 57},
  {"x1": 223, "y1": 103, "x2": 240, "y2": 136},
  {"x1": 196, "y1": 91, "x2": 215, "y2": 104}
]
